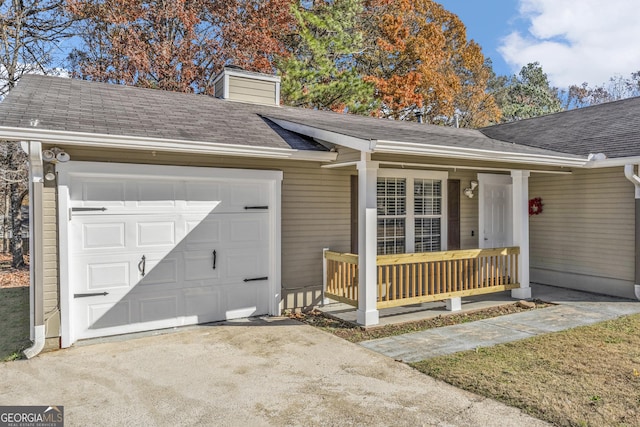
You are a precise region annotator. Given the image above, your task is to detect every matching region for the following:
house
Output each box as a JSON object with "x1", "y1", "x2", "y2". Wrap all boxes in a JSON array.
[{"x1": 0, "y1": 70, "x2": 637, "y2": 357}]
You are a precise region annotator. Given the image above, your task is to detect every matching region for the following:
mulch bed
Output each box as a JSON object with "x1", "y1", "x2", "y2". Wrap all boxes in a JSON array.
[{"x1": 289, "y1": 300, "x2": 551, "y2": 343}]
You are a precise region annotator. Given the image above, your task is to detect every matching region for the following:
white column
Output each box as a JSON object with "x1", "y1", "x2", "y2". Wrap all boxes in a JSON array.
[
  {"x1": 356, "y1": 154, "x2": 379, "y2": 326},
  {"x1": 511, "y1": 170, "x2": 531, "y2": 299},
  {"x1": 322, "y1": 248, "x2": 329, "y2": 306}
]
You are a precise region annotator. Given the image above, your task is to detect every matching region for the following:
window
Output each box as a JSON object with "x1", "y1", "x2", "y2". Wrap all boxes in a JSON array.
[
  {"x1": 376, "y1": 171, "x2": 447, "y2": 255},
  {"x1": 414, "y1": 179, "x2": 442, "y2": 252},
  {"x1": 377, "y1": 178, "x2": 406, "y2": 255}
]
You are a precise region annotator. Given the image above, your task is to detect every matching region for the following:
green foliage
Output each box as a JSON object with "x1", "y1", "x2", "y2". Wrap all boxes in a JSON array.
[
  {"x1": 491, "y1": 62, "x2": 563, "y2": 123},
  {"x1": 277, "y1": 0, "x2": 375, "y2": 113}
]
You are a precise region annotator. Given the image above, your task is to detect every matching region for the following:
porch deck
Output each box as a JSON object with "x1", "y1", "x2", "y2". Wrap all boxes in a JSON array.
[{"x1": 319, "y1": 289, "x2": 518, "y2": 328}]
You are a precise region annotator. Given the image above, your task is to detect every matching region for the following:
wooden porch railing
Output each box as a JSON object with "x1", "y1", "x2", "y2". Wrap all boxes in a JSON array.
[
  {"x1": 323, "y1": 247, "x2": 520, "y2": 309},
  {"x1": 324, "y1": 250, "x2": 359, "y2": 306}
]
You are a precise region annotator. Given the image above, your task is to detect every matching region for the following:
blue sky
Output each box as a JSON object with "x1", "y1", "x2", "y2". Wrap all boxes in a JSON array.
[
  {"x1": 437, "y1": 0, "x2": 522, "y2": 78},
  {"x1": 437, "y1": 0, "x2": 640, "y2": 88}
]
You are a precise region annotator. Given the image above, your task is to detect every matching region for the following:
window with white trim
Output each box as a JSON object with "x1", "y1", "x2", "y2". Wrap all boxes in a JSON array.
[
  {"x1": 377, "y1": 177, "x2": 406, "y2": 255},
  {"x1": 414, "y1": 179, "x2": 442, "y2": 252},
  {"x1": 376, "y1": 170, "x2": 447, "y2": 255}
]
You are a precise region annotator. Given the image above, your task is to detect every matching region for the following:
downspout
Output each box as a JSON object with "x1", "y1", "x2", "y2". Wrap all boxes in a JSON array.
[
  {"x1": 623, "y1": 164, "x2": 640, "y2": 301},
  {"x1": 22, "y1": 141, "x2": 45, "y2": 358}
]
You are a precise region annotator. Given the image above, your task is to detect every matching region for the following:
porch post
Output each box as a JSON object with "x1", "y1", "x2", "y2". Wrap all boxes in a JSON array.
[
  {"x1": 356, "y1": 154, "x2": 379, "y2": 326},
  {"x1": 511, "y1": 170, "x2": 531, "y2": 299}
]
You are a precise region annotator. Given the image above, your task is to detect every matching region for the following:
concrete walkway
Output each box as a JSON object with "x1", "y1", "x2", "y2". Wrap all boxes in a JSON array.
[{"x1": 360, "y1": 284, "x2": 640, "y2": 363}]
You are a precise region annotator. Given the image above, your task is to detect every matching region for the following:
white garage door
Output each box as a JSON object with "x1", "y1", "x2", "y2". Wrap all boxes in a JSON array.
[{"x1": 58, "y1": 162, "x2": 281, "y2": 344}]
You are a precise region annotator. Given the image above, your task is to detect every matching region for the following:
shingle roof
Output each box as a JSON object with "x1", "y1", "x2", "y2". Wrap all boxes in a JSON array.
[
  {"x1": 0, "y1": 74, "x2": 327, "y2": 152},
  {"x1": 0, "y1": 74, "x2": 582, "y2": 161},
  {"x1": 480, "y1": 96, "x2": 640, "y2": 159}
]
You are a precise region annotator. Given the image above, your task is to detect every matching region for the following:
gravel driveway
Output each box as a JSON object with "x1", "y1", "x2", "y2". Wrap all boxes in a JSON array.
[{"x1": 0, "y1": 317, "x2": 548, "y2": 426}]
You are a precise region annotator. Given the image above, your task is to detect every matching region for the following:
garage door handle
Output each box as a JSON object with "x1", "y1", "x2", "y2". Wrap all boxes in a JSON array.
[
  {"x1": 212, "y1": 250, "x2": 217, "y2": 270},
  {"x1": 138, "y1": 255, "x2": 146, "y2": 277},
  {"x1": 244, "y1": 206, "x2": 268, "y2": 210},
  {"x1": 244, "y1": 276, "x2": 268, "y2": 282},
  {"x1": 74, "y1": 292, "x2": 109, "y2": 298}
]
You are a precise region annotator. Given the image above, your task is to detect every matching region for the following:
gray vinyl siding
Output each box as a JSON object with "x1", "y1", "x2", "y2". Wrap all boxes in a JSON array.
[
  {"x1": 529, "y1": 167, "x2": 635, "y2": 296},
  {"x1": 227, "y1": 76, "x2": 277, "y2": 106},
  {"x1": 45, "y1": 146, "x2": 351, "y2": 315}
]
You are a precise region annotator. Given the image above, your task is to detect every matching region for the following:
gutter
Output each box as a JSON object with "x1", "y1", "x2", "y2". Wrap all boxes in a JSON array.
[
  {"x1": 623, "y1": 164, "x2": 640, "y2": 301},
  {"x1": 585, "y1": 155, "x2": 640, "y2": 168},
  {"x1": 373, "y1": 140, "x2": 587, "y2": 168},
  {"x1": 22, "y1": 141, "x2": 46, "y2": 358},
  {"x1": 0, "y1": 126, "x2": 338, "y2": 162}
]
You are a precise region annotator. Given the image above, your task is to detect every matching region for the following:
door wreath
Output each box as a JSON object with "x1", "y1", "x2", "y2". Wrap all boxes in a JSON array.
[{"x1": 529, "y1": 197, "x2": 543, "y2": 216}]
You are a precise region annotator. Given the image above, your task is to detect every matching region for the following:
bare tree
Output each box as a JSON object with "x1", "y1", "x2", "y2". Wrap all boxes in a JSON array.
[
  {"x1": 1, "y1": 0, "x2": 72, "y2": 267},
  {"x1": 0, "y1": 142, "x2": 28, "y2": 266}
]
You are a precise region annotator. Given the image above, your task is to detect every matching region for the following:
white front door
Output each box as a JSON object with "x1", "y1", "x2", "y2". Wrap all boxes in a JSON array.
[
  {"x1": 58, "y1": 162, "x2": 281, "y2": 345},
  {"x1": 478, "y1": 174, "x2": 512, "y2": 248}
]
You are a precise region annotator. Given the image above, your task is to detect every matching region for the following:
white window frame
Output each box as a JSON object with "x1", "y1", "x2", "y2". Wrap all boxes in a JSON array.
[{"x1": 377, "y1": 169, "x2": 448, "y2": 254}]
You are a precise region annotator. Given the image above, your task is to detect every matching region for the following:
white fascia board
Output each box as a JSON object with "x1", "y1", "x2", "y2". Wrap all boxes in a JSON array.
[
  {"x1": 374, "y1": 139, "x2": 588, "y2": 168},
  {"x1": 0, "y1": 126, "x2": 337, "y2": 162},
  {"x1": 266, "y1": 118, "x2": 375, "y2": 152}
]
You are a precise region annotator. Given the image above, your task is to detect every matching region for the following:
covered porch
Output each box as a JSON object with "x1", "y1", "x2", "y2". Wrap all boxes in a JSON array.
[{"x1": 323, "y1": 153, "x2": 535, "y2": 327}]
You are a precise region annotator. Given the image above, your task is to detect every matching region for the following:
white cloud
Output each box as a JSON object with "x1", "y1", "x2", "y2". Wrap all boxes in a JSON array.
[{"x1": 498, "y1": 0, "x2": 640, "y2": 87}]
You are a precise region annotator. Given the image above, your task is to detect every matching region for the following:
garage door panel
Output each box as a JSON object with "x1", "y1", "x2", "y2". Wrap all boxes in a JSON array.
[
  {"x1": 87, "y1": 262, "x2": 130, "y2": 291},
  {"x1": 137, "y1": 221, "x2": 176, "y2": 247},
  {"x1": 186, "y1": 182, "x2": 223, "y2": 208},
  {"x1": 140, "y1": 256, "x2": 179, "y2": 286},
  {"x1": 183, "y1": 252, "x2": 219, "y2": 281},
  {"x1": 223, "y1": 182, "x2": 270, "y2": 212},
  {"x1": 71, "y1": 216, "x2": 132, "y2": 254},
  {"x1": 74, "y1": 181, "x2": 126, "y2": 207},
  {"x1": 229, "y1": 217, "x2": 266, "y2": 243},
  {"x1": 135, "y1": 181, "x2": 178, "y2": 208},
  {"x1": 184, "y1": 288, "x2": 221, "y2": 319},
  {"x1": 185, "y1": 218, "x2": 221, "y2": 247},
  {"x1": 139, "y1": 296, "x2": 178, "y2": 323},
  {"x1": 71, "y1": 255, "x2": 134, "y2": 293},
  {"x1": 88, "y1": 301, "x2": 131, "y2": 330},
  {"x1": 224, "y1": 283, "x2": 269, "y2": 319},
  {"x1": 226, "y1": 251, "x2": 264, "y2": 279},
  {"x1": 82, "y1": 222, "x2": 126, "y2": 249},
  {"x1": 67, "y1": 167, "x2": 276, "y2": 341}
]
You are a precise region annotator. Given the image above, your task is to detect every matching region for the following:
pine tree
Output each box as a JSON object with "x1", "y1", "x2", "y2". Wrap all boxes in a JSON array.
[
  {"x1": 277, "y1": 0, "x2": 375, "y2": 113},
  {"x1": 495, "y1": 62, "x2": 563, "y2": 122}
]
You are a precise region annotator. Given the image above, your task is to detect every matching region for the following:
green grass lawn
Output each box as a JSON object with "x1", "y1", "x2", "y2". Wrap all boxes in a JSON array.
[
  {"x1": 412, "y1": 314, "x2": 640, "y2": 427},
  {"x1": 0, "y1": 286, "x2": 31, "y2": 361}
]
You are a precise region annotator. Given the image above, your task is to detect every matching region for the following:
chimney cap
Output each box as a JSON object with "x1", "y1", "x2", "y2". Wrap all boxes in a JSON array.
[
  {"x1": 224, "y1": 64, "x2": 246, "y2": 71},
  {"x1": 212, "y1": 65, "x2": 281, "y2": 106},
  {"x1": 213, "y1": 66, "x2": 281, "y2": 85}
]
